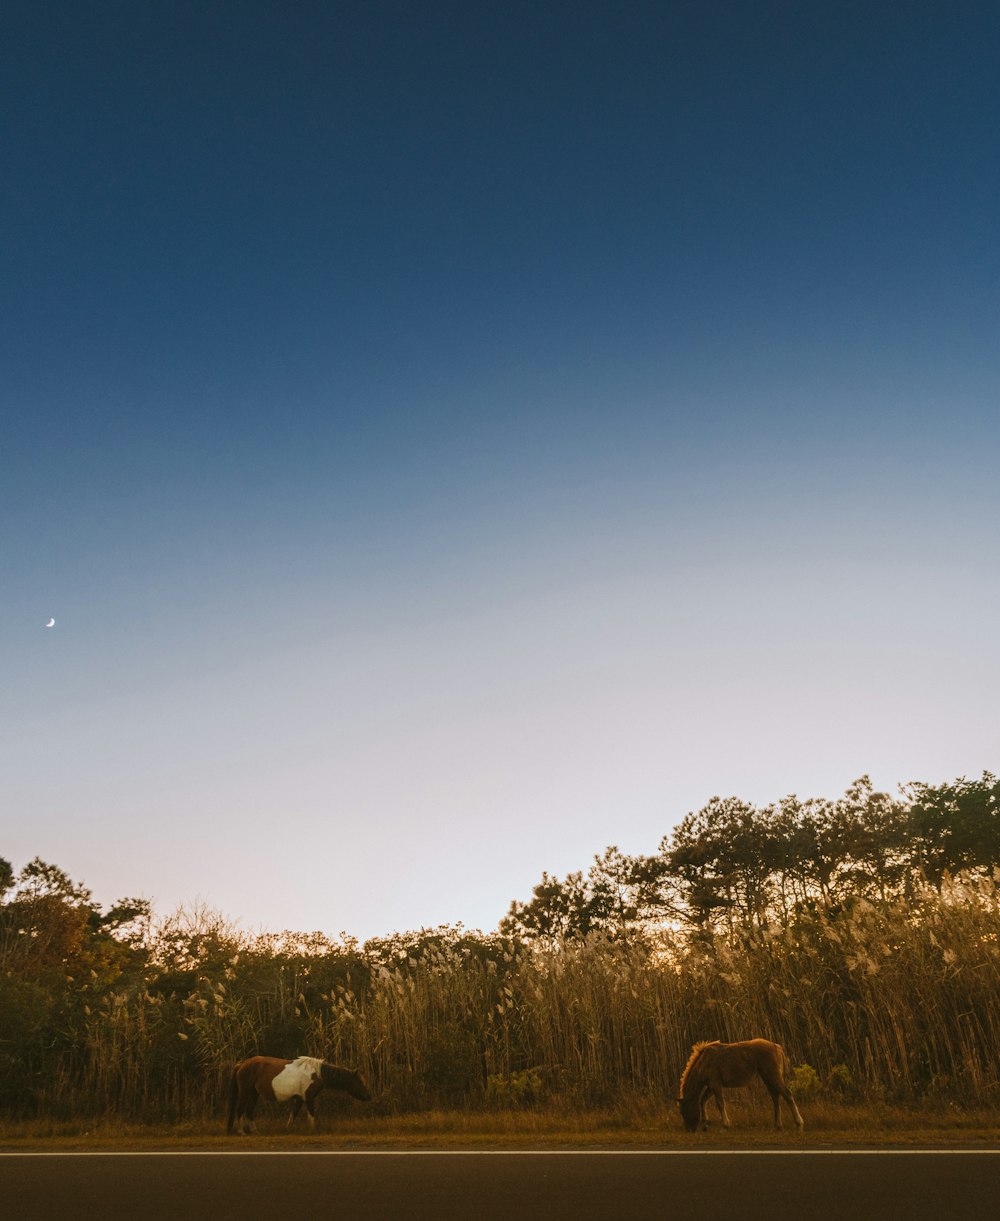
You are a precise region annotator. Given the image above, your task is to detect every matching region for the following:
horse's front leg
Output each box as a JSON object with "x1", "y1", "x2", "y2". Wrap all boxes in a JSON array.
[
  {"x1": 711, "y1": 1088, "x2": 731, "y2": 1128},
  {"x1": 287, "y1": 1097, "x2": 303, "y2": 1129}
]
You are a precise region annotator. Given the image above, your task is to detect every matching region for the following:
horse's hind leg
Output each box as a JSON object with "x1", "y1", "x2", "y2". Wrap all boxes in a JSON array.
[
  {"x1": 242, "y1": 1091, "x2": 258, "y2": 1135},
  {"x1": 233, "y1": 1083, "x2": 251, "y2": 1135},
  {"x1": 779, "y1": 1084, "x2": 804, "y2": 1129},
  {"x1": 766, "y1": 1084, "x2": 804, "y2": 1129}
]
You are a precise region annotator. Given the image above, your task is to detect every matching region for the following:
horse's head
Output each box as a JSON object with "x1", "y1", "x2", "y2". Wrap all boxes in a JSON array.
[
  {"x1": 677, "y1": 1095, "x2": 702, "y2": 1132},
  {"x1": 319, "y1": 1062, "x2": 374, "y2": 1101},
  {"x1": 348, "y1": 1070, "x2": 373, "y2": 1102}
]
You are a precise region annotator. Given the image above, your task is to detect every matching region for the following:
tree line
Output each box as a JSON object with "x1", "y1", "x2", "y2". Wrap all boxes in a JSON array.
[{"x1": 501, "y1": 773, "x2": 1000, "y2": 940}]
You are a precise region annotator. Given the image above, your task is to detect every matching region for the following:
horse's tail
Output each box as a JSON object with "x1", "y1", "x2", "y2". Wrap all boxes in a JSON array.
[{"x1": 226, "y1": 1066, "x2": 239, "y2": 1134}]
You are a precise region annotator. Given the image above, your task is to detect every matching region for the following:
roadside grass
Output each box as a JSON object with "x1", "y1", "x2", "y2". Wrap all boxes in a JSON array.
[{"x1": 2, "y1": 1100, "x2": 997, "y2": 1151}]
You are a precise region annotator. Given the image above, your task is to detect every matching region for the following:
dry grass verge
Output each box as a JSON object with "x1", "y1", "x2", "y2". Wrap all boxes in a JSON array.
[{"x1": 2, "y1": 1102, "x2": 997, "y2": 1151}]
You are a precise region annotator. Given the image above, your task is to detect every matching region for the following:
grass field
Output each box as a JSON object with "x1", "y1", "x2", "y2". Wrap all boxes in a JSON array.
[{"x1": 2, "y1": 1101, "x2": 997, "y2": 1151}]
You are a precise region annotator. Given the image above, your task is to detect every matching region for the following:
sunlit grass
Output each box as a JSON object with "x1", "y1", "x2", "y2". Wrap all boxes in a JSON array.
[{"x1": 2, "y1": 1102, "x2": 998, "y2": 1151}]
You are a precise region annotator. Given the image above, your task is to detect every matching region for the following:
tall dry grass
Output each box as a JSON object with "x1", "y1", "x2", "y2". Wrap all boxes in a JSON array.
[{"x1": 18, "y1": 872, "x2": 998, "y2": 1122}]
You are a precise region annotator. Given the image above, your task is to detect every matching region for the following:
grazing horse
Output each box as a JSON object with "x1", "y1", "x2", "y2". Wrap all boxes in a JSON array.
[
  {"x1": 677, "y1": 1039, "x2": 804, "y2": 1132},
  {"x1": 227, "y1": 1055, "x2": 372, "y2": 1134}
]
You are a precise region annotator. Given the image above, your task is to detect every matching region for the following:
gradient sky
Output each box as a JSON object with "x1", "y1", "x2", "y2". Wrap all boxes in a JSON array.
[{"x1": 3, "y1": 2, "x2": 998, "y2": 941}]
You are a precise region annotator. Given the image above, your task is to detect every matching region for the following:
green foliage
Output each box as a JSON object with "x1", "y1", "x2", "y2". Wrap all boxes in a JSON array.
[
  {"x1": 827, "y1": 1063, "x2": 856, "y2": 1097},
  {"x1": 907, "y1": 773, "x2": 1000, "y2": 883},
  {"x1": 421, "y1": 1022, "x2": 483, "y2": 1099},
  {"x1": 790, "y1": 1063, "x2": 821, "y2": 1100},
  {"x1": 506, "y1": 775, "x2": 1000, "y2": 942},
  {"x1": 486, "y1": 1068, "x2": 544, "y2": 1107}
]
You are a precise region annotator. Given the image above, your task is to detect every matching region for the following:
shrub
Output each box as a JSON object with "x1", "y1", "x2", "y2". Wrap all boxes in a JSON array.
[
  {"x1": 790, "y1": 1063, "x2": 821, "y2": 1100},
  {"x1": 486, "y1": 1068, "x2": 545, "y2": 1107},
  {"x1": 421, "y1": 1022, "x2": 483, "y2": 1100},
  {"x1": 827, "y1": 1063, "x2": 856, "y2": 1098}
]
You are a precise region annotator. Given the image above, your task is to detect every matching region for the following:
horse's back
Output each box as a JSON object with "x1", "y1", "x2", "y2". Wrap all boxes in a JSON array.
[
  {"x1": 717, "y1": 1038, "x2": 785, "y2": 1061},
  {"x1": 235, "y1": 1055, "x2": 293, "y2": 1092},
  {"x1": 700, "y1": 1038, "x2": 786, "y2": 1086},
  {"x1": 237, "y1": 1054, "x2": 290, "y2": 1069},
  {"x1": 743, "y1": 1038, "x2": 788, "y2": 1074}
]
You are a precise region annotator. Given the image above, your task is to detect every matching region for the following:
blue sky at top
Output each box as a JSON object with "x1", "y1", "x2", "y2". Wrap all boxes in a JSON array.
[{"x1": 2, "y1": 2, "x2": 998, "y2": 938}]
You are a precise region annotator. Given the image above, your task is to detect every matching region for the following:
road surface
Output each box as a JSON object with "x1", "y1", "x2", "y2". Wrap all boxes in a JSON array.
[{"x1": 2, "y1": 1149, "x2": 997, "y2": 1220}]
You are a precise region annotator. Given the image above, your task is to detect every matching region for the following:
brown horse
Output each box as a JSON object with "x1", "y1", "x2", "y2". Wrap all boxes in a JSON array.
[
  {"x1": 227, "y1": 1055, "x2": 372, "y2": 1134},
  {"x1": 677, "y1": 1039, "x2": 804, "y2": 1132}
]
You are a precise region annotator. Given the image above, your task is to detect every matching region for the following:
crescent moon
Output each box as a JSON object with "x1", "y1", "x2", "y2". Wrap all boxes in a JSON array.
[{"x1": 45, "y1": 618, "x2": 55, "y2": 628}]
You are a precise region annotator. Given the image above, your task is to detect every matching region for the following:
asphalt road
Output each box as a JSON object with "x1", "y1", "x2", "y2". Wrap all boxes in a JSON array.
[{"x1": 3, "y1": 1150, "x2": 997, "y2": 1221}]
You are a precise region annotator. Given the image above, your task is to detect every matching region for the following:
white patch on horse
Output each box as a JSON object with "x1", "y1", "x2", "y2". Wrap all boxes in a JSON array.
[{"x1": 270, "y1": 1056, "x2": 324, "y2": 1103}]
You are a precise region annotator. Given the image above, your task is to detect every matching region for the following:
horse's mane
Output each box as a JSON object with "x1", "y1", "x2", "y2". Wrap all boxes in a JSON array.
[{"x1": 678, "y1": 1040, "x2": 721, "y2": 1092}]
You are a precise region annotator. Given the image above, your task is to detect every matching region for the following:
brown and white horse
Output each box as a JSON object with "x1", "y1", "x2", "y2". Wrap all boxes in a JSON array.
[
  {"x1": 678, "y1": 1039, "x2": 804, "y2": 1132},
  {"x1": 227, "y1": 1055, "x2": 372, "y2": 1134}
]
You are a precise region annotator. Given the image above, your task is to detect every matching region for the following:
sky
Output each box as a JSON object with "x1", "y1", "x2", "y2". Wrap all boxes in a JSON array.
[{"x1": 3, "y1": 1, "x2": 998, "y2": 942}]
